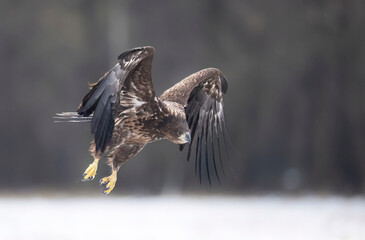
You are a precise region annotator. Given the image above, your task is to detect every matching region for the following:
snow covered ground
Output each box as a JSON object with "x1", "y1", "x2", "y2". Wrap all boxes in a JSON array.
[{"x1": 0, "y1": 195, "x2": 364, "y2": 240}]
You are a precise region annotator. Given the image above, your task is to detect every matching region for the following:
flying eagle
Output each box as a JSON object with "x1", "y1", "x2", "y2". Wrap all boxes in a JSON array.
[{"x1": 56, "y1": 46, "x2": 229, "y2": 194}]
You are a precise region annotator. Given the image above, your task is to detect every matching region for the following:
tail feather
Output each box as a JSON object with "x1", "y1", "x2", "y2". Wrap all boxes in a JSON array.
[{"x1": 54, "y1": 112, "x2": 92, "y2": 123}]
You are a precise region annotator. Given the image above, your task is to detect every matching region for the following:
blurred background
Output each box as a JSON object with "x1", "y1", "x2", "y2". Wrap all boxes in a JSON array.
[
  {"x1": 1, "y1": 0, "x2": 364, "y2": 195},
  {"x1": 1, "y1": 0, "x2": 365, "y2": 239}
]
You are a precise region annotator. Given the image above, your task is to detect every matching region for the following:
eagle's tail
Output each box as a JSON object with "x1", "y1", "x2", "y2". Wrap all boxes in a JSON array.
[{"x1": 54, "y1": 112, "x2": 92, "y2": 123}]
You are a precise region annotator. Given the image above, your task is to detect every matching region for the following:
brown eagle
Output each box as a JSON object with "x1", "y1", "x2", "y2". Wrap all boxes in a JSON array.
[{"x1": 56, "y1": 46, "x2": 229, "y2": 194}]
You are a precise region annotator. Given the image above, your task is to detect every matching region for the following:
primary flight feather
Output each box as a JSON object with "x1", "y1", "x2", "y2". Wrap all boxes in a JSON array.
[{"x1": 55, "y1": 46, "x2": 229, "y2": 194}]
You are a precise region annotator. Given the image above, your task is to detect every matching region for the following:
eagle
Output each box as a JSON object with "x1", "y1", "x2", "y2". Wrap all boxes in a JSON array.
[{"x1": 56, "y1": 46, "x2": 229, "y2": 194}]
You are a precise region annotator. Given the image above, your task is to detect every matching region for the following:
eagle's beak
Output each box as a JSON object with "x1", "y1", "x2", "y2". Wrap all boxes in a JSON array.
[{"x1": 185, "y1": 132, "x2": 191, "y2": 144}]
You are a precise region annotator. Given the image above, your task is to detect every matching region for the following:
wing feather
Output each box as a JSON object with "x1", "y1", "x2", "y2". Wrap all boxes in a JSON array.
[
  {"x1": 204, "y1": 113, "x2": 211, "y2": 185},
  {"x1": 76, "y1": 46, "x2": 156, "y2": 153},
  {"x1": 161, "y1": 68, "x2": 229, "y2": 184}
]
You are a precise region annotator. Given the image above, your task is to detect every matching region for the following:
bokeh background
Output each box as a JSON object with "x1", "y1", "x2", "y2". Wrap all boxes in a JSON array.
[
  {"x1": 1, "y1": 1, "x2": 365, "y2": 239},
  {"x1": 1, "y1": 0, "x2": 365, "y2": 195}
]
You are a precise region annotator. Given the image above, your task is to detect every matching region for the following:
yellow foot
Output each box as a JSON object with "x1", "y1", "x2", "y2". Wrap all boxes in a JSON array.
[
  {"x1": 99, "y1": 171, "x2": 117, "y2": 195},
  {"x1": 82, "y1": 158, "x2": 99, "y2": 182}
]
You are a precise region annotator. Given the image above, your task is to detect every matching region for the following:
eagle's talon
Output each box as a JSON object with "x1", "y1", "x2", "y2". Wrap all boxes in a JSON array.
[
  {"x1": 81, "y1": 175, "x2": 95, "y2": 182},
  {"x1": 99, "y1": 178, "x2": 107, "y2": 186},
  {"x1": 99, "y1": 171, "x2": 117, "y2": 195},
  {"x1": 82, "y1": 159, "x2": 99, "y2": 182},
  {"x1": 102, "y1": 191, "x2": 109, "y2": 196},
  {"x1": 99, "y1": 179, "x2": 110, "y2": 191}
]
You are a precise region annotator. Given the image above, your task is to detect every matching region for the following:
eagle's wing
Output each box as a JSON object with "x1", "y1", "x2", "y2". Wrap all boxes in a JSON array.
[
  {"x1": 159, "y1": 68, "x2": 229, "y2": 184},
  {"x1": 77, "y1": 46, "x2": 156, "y2": 153}
]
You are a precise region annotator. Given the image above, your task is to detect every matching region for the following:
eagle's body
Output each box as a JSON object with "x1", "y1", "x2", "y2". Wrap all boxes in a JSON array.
[
  {"x1": 56, "y1": 46, "x2": 229, "y2": 194},
  {"x1": 94, "y1": 95, "x2": 189, "y2": 171}
]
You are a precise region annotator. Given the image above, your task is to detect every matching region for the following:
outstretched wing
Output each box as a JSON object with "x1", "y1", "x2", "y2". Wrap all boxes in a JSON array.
[
  {"x1": 77, "y1": 46, "x2": 156, "y2": 153},
  {"x1": 159, "y1": 68, "x2": 229, "y2": 184}
]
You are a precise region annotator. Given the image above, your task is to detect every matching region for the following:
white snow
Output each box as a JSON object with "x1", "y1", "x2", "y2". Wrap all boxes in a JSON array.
[{"x1": 0, "y1": 195, "x2": 364, "y2": 240}]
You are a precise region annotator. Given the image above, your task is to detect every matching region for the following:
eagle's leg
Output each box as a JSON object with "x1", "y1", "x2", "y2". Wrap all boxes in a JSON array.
[
  {"x1": 99, "y1": 153, "x2": 122, "y2": 195},
  {"x1": 99, "y1": 143, "x2": 146, "y2": 195},
  {"x1": 82, "y1": 143, "x2": 102, "y2": 182},
  {"x1": 82, "y1": 157, "x2": 100, "y2": 181},
  {"x1": 99, "y1": 170, "x2": 117, "y2": 195}
]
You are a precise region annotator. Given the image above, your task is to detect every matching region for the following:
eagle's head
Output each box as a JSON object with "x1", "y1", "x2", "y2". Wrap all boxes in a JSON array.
[
  {"x1": 173, "y1": 130, "x2": 191, "y2": 145},
  {"x1": 161, "y1": 117, "x2": 191, "y2": 145},
  {"x1": 157, "y1": 101, "x2": 191, "y2": 145}
]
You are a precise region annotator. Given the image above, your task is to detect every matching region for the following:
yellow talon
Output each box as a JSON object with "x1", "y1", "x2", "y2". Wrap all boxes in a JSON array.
[
  {"x1": 82, "y1": 158, "x2": 99, "y2": 181},
  {"x1": 99, "y1": 170, "x2": 117, "y2": 195}
]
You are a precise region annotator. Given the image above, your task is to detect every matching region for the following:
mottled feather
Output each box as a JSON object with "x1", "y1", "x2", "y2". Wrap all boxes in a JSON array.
[
  {"x1": 77, "y1": 47, "x2": 156, "y2": 153},
  {"x1": 160, "y1": 68, "x2": 229, "y2": 183},
  {"x1": 55, "y1": 47, "x2": 230, "y2": 191}
]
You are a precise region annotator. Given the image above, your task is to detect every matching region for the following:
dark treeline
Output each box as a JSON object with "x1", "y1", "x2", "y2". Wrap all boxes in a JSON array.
[{"x1": 0, "y1": 0, "x2": 364, "y2": 194}]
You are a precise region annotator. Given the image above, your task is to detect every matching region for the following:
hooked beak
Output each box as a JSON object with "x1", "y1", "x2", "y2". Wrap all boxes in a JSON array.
[
  {"x1": 185, "y1": 132, "x2": 191, "y2": 144},
  {"x1": 176, "y1": 132, "x2": 191, "y2": 145}
]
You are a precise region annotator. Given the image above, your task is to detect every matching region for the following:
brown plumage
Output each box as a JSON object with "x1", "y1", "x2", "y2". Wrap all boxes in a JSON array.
[{"x1": 55, "y1": 46, "x2": 229, "y2": 194}]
